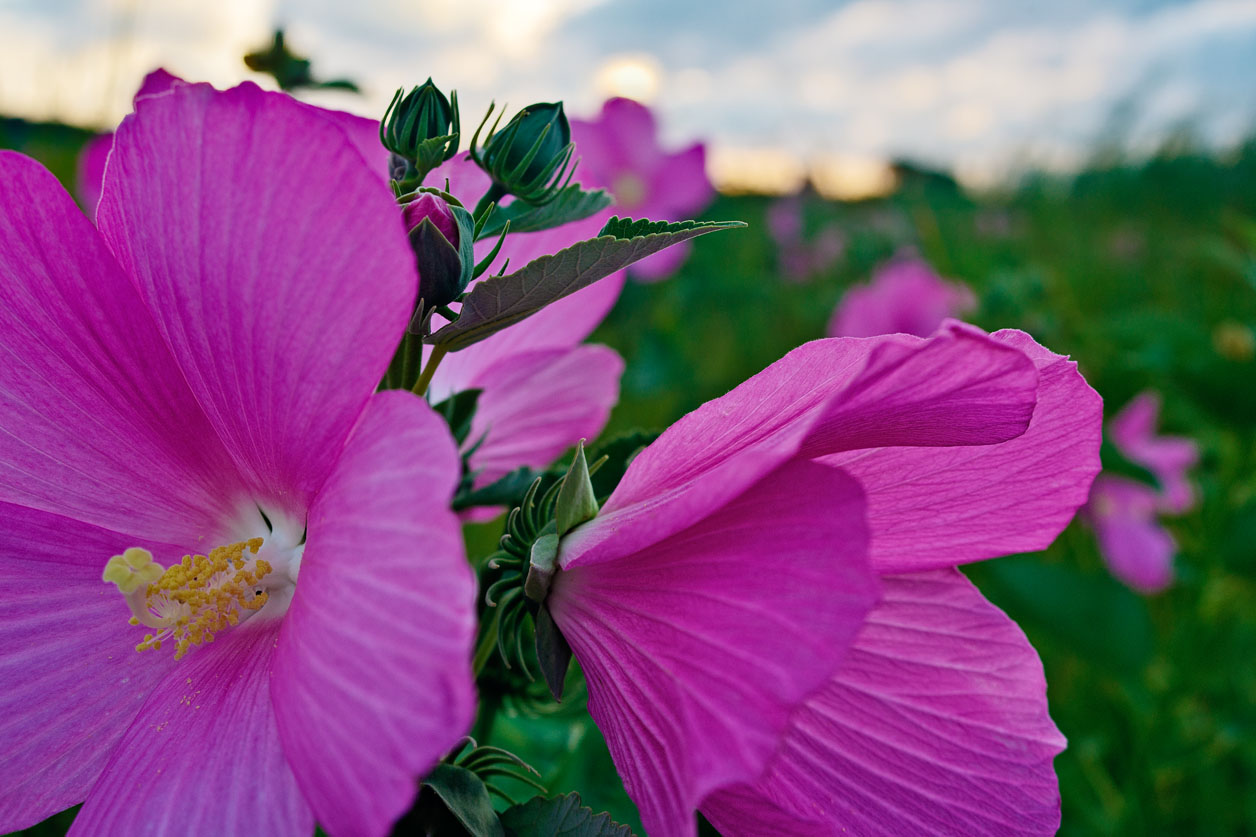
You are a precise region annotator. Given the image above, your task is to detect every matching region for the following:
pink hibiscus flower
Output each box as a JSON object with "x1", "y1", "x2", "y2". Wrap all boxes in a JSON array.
[
  {"x1": 0, "y1": 82, "x2": 475, "y2": 835},
  {"x1": 829, "y1": 254, "x2": 976, "y2": 338},
  {"x1": 571, "y1": 97, "x2": 714, "y2": 281},
  {"x1": 766, "y1": 193, "x2": 846, "y2": 282},
  {"x1": 1084, "y1": 391, "x2": 1199, "y2": 592},
  {"x1": 547, "y1": 323, "x2": 1101, "y2": 835}
]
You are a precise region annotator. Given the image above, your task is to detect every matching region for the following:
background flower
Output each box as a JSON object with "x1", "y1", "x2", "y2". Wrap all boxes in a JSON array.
[
  {"x1": 829, "y1": 253, "x2": 977, "y2": 339},
  {"x1": 571, "y1": 97, "x2": 714, "y2": 281}
]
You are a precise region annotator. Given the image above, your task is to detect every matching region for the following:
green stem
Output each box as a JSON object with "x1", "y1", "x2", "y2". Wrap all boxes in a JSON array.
[
  {"x1": 471, "y1": 615, "x2": 500, "y2": 678},
  {"x1": 473, "y1": 182, "x2": 508, "y2": 225},
  {"x1": 412, "y1": 344, "x2": 448, "y2": 398}
]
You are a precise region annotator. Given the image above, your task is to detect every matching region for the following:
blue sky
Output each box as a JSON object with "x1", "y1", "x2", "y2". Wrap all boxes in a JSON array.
[{"x1": 1, "y1": 0, "x2": 1253, "y2": 187}]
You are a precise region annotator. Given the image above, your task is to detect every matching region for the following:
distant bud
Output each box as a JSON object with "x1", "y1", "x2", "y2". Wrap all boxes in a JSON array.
[
  {"x1": 380, "y1": 79, "x2": 460, "y2": 186},
  {"x1": 403, "y1": 192, "x2": 475, "y2": 308},
  {"x1": 473, "y1": 101, "x2": 574, "y2": 205}
]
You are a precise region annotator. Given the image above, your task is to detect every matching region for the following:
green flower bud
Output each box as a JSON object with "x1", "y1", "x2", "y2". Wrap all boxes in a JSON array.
[
  {"x1": 380, "y1": 79, "x2": 460, "y2": 186},
  {"x1": 472, "y1": 102, "x2": 574, "y2": 205}
]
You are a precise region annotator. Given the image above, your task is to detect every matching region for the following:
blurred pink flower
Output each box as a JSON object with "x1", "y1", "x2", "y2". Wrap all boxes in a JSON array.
[
  {"x1": 829, "y1": 254, "x2": 976, "y2": 338},
  {"x1": 1084, "y1": 392, "x2": 1199, "y2": 593},
  {"x1": 766, "y1": 193, "x2": 845, "y2": 282},
  {"x1": 571, "y1": 97, "x2": 714, "y2": 281},
  {"x1": 550, "y1": 322, "x2": 1101, "y2": 835},
  {"x1": 0, "y1": 83, "x2": 475, "y2": 835}
]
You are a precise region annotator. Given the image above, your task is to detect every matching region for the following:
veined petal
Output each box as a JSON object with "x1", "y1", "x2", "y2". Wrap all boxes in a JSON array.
[
  {"x1": 646, "y1": 144, "x2": 713, "y2": 220},
  {"x1": 97, "y1": 82, "x2": 417, "y2": 514},
  {"x1": 0, "y1": 505, "x2": 180, "y2": 832},
  {"x1": 71, "y1": 622, "x2": 312, "y2": 837},
  {"x1": 0, "y1": 152, "x2": 246, "y2": 543},
  {"x1": 464, "y1": 345, "x2": 624, "y2": 486},
  {"x1": 272, "y1": 392, "x2": 475, "y2": 837},
  {"x1": 550, "y1": 460, "x2": 876, "y2": 837},
  {"x1": 568, "y1": 324, "x2": 1037, "y2": 566},
  {"x1": 703, "y1": 569, "x2": 1065, "y2": 837},
  {"x1": 821, "y1": 328, "x2": 1101, "y2": 573}
]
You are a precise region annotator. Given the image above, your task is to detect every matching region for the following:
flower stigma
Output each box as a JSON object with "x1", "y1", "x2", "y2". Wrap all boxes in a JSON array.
[{"x1": 103, "y1": 534, "x2": 301, "y2": 660}]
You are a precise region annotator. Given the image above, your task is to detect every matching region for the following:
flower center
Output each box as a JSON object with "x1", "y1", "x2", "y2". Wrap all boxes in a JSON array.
[
  {"x1": 103, "y1": 537, "x2": 297, "y2": 660},
  {"x1": 612, "y1": 172, "x2": 646, "y2": 209}
]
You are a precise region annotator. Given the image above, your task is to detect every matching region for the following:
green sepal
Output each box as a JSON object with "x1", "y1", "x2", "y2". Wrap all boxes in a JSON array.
[
  {"x1": 416, "y1": 763, "x2": 504, "y2": 837},
  {"x1": 500, "y1": 793, "x2": 634, "y2": 837},
  {"x1": 476, "y1": 184, "x2": 614, "y2": 240},
  {"x1": 427, "y1": 218, "x2": 746, "y2": 350},
  {"x1": 524, "y1": 531, "x2": 559, "y2": 603},
  {"x1": 555, "y1": 441, "x2": 599, "y2": 536},
  {"x1": 533, "y1": 605, "x2": 573, "y2": 701}
]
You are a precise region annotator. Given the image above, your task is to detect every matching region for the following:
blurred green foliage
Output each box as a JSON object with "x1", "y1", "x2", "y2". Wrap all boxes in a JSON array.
[{"x1": 4, "y1": 118, "x2": 1255, "y2": 835}]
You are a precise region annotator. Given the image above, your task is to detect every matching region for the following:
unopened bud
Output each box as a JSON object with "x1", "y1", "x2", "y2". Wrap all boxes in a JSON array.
[{"x1": 473, "y1": 101, "x2": 573, "y2": 205}]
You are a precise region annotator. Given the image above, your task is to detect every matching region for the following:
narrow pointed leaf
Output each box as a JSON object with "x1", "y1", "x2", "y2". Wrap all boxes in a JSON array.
[
  {"x1": 427, "y1": 218, "x2": 746, "y2": 350},
  {"x1": 477, "y1": 184, "x2": 613, "y2": 239},
  {"x1": 500, "y1": 792, "x2": 634, "y2": 837}
]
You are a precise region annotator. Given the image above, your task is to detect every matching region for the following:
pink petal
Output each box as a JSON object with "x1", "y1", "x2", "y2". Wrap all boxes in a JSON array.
[
  {"x1": 820, "y1": 328, "x2": 1101, "y2": 573},
  {"x1": 565, "y1": 324, "x2": 1037, "y2": 567},
  {"x1": 577, "y1": 97, "x2": 660, "y2": 178},
  {"x1": 645, "y1": 144, "x2": 713, "y2": 220},
  {"x1": 704, "y1": 569, "x2": 1065, "y2": 836},
  {"x1": 272, "y1": 392, "x2": 476, "y2": 837},
  {"x1": 97, "y1": 82, "x2": 417, "y2": 515},
  {"x1": 1108, "y1": 392, "x2": 1199, "y2": 514},
  {"x1": 550, "y1": 459, "x2": 876, "y2": 837},
  {"x1": 72, "y1": 622, "x2": 313, "y2": 836},
  {"x1": 0, "y1": 151, "x2": 246, "y2": 543},
  {"x1": 0, "y1": 505, "x2": 179, "y2": 831},
  {"x1": 133, "y1": 67, "x2": 183, "y2": 101},
  {"x1": 464, "y1": 345, "x2": 624, "y2": 486},
  {"x1": 1085, "y1": 475, "x2": 1175, "y2": 592}
]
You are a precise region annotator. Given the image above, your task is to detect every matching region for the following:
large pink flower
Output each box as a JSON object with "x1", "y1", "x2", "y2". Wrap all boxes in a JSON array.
[
  {"x1": 0, "y1": 83, "x2": 475, "y2": 835},
  {"x1": 829, "y1": 254, "x2": 976, "y2": 339},
  {"x1": 571, "y1": 97, "x2": 714, "y2": 281},
  {"x1": 1084, "y1": 391, "x2": 1198, "y2": 592},
  {"x1": 548, "y1": 323, "x2": 1101, "y2": 835}
]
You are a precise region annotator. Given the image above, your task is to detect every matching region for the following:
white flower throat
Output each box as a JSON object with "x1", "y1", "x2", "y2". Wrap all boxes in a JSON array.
[{"x1": 102, "y1": 509, "x2": 304, "y2": 660}]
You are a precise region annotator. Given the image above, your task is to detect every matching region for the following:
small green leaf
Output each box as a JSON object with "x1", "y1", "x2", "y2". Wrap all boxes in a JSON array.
[
  {"x1": 453, "y1": 465, "x2": 544, "y2": 511},
  {"x1": 432, "y1": 389, "x2": 482, "y2": 447},
  {"x1": 419, "y1": 763, "x2": 504, "y2": 837},
  {"x1": 534, "y1": 605, "x2": 574, "y2": 701},
  {"x1": 500, "y1": 792, "x2": 635, "y2": 837},
  {"x1": 478, "y1": 184, "x2": 614, "y2": 239},
  {"x1": 555, "y1": 441, "x2": 599, "y2": 536},
  {"x1": 427, "y1": 218, "x2": 746, "y2": 351}
]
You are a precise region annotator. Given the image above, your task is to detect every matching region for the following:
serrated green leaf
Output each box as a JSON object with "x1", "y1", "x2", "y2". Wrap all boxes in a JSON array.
[
  {"x1": 419, "y1": 763, "x2": 505, "y2": 837},
  {"x1": 500, "y1": 792, "x2": 635, "y2": 837},
  {"x1": 478, "y1": 184, "x2": 614, "y2": 239},
  {"x1": 427, "y1": 218, "x2": 746, "y2": 351}
]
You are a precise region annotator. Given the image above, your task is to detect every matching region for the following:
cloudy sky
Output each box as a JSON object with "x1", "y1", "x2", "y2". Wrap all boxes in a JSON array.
[{"x1": 1, "y1": 0, "x2": 1253, "y2": 189}]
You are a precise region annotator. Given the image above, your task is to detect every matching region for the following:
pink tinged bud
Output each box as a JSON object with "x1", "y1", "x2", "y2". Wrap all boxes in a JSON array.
[{"x1": 403, "y1": 193, "x2": 459, "y2": 246}]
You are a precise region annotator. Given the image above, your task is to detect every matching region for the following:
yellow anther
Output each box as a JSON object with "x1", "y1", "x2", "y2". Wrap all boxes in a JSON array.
[{"x1": 106, "y1": 540, "x2": 274, "y2": 661}]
